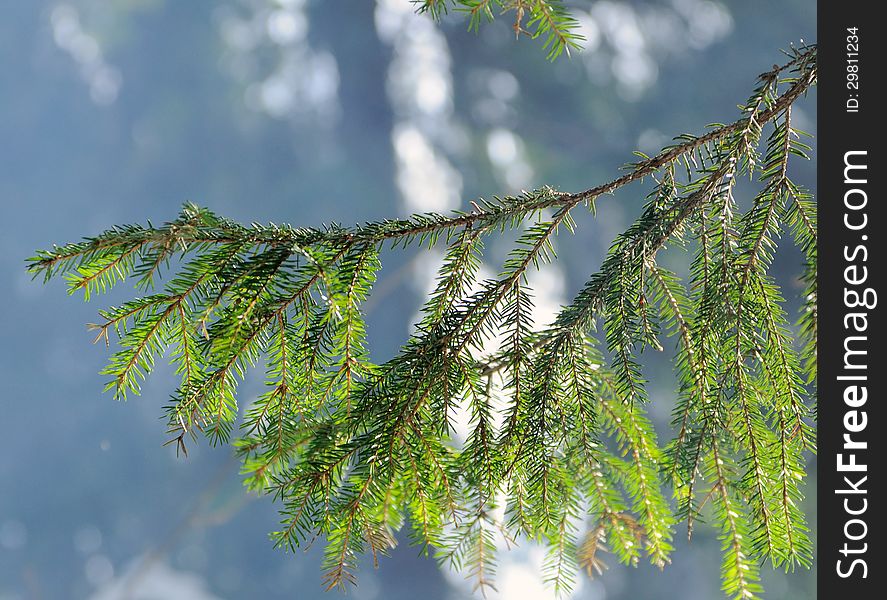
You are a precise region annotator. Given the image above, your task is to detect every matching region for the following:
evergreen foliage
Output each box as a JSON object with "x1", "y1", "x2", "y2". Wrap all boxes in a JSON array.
[
  {"x1": 417, "y1": 0, "x2": 583, "y2": 59},
  {"x1": 29, "y1": 46, "x2": 816, "y2": 599}
]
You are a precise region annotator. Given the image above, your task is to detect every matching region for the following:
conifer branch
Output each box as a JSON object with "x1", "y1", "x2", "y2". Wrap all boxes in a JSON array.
[{"x1": 28, "y1": 46, "x2": 817, "y2": 599}]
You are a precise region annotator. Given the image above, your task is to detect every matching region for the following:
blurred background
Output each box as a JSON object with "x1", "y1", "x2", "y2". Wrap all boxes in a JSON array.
[{"x1": 0, "y1": 1, "x2": 815, "y2": 598}]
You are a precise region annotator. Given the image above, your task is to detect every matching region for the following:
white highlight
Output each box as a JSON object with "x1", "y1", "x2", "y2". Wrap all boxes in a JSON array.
[
  {"x1": 217, "y1": 1, "x2": 340, "y2": 122},
  {"x1": 50, "y1": 4, "x2": 122, "y2": 105}
]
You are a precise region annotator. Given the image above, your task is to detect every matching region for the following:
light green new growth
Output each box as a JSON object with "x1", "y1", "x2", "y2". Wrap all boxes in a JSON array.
[
  {"x1": 417, "y1": 0, "x2": 583, "y2": 59},
  {"x1": 29, "y1": 46, "x2": 816, "y2": 599}
]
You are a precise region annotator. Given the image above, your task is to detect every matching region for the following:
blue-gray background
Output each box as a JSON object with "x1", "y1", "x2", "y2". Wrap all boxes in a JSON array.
[{"x1": 0, "y1": 1, "x2": 815, "y2": 599}]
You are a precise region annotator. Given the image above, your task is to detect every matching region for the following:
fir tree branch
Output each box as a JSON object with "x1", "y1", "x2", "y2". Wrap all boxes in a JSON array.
[{"x1": 28, "y1": 46, "x2": 817, "y2": 599}]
